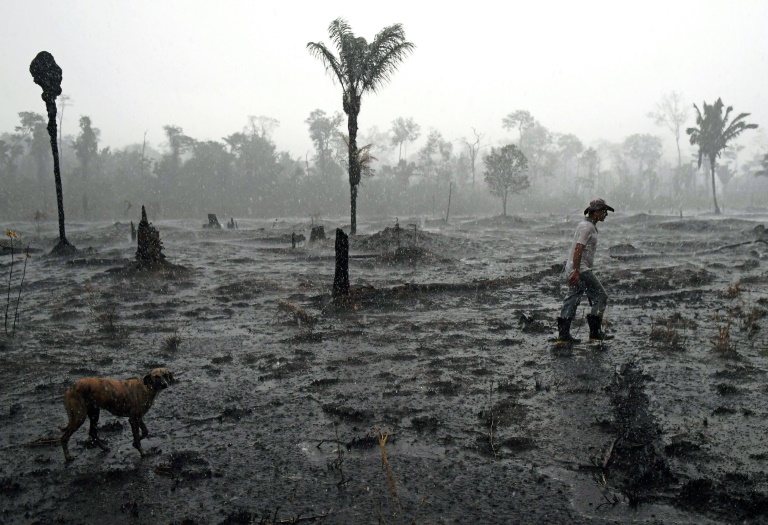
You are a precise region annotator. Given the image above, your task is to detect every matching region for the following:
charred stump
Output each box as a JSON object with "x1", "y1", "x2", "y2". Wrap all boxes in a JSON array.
[
  {"x1": 332, "y1": 229, "x2": 349, "y2": 298},
  {"x1": 135, "y1": 205, "x2": 165, "y2": 266},
  {"x1": 204, "y1": 214, "x2": 222, "y2": 229},
  {"x1": 310, "y1": 225, "x2": 326, "y2": 242},
  {"x1": 30, "y1": 51, "x2": 75, "y2": 255}
]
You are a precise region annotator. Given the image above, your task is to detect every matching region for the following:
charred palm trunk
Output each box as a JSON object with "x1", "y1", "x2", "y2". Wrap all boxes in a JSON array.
[
  {"x1": 46, "y1": 106, "x2": 67, "y2": 243},
  {"x1": 709, "y1": 156, "x2": 720, "y2": 214},
  {"x1": 346, "y1": 95, "x2": 361, "y2": 235},
  {"x1": 332, "y1": 228, "x2": 350, "y2": 298},
  {"x1": 30, "y1": 51, "x2": 74, "y2": 254}
]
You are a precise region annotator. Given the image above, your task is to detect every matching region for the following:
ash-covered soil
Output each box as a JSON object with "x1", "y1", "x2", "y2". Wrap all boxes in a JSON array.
[{"x1": 1, "y1": 210, "x2": 768, "y2": 524}]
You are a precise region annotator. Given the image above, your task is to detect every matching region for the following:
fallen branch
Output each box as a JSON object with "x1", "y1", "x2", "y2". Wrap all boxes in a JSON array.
[
  {"x1": 27, "y1": 438, "x2": 60, "y2": 447},
  {"x1": 277, "y1": 299, "x2": 317, "y2": 325}
]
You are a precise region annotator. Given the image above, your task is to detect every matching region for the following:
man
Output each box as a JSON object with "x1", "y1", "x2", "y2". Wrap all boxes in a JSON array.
[{"x1": 557, "y1": 198, "x2": 615, "y2": 344}]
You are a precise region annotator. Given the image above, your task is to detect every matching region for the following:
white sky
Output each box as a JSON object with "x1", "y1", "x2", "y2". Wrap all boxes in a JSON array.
[{"x1": 2, "y1": 0, "x2": 767, "y2": 162}]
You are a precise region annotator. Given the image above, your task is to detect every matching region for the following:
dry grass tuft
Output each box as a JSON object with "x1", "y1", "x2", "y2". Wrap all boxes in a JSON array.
[
  {"x1": 161, "y1": 327, "x2": 182, "y2": 352},
  {"x1": 712, "y1": 313, "x2": 737, "y2": 356},
  {"x1": 376, "y1": 427, "x2": 402, "y2": 522},
  {"x1": 371, "y1": 426, "x2": 427, "y2": 524},
  {"x1": 93, "y1": 303, "x2": 119, "y2": 333},
  {"x1": 649, "y1": 316, "x2": 687, "y2": 351},
  {"x1": 723, "y1": 281, "x2": 744, "y2": 299}
]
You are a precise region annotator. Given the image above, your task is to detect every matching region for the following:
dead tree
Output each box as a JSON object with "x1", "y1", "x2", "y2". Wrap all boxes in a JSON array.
[
  {"x1": 135, "y1": 205, "x2": 165, "y2": 266},
  {"x1": 333, "y1": 228, "x2": 349, "y2": 298},
  {"x1": 30, "y1": 51, "x2": 75, "y2": 255}
]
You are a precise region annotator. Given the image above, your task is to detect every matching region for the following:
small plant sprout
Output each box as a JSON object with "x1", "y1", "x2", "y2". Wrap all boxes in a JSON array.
[
  {"x1": 4, "y1": 230, "x2": 29, "y2": 337},
  {"x1": 712, "y1": 312, "x2": 736, "y2": 356},
  {"x1": 161, "y1": 327, "x2": 182, "y2": 352},
  {"x1": 12, "y1": 247, "x2": 30, "y2": 335},
  {"x1": 723, "y1": 281, "x2": 743, "y2": 300},
  {"x1": 85, "y1": 286, "x2": 120, "y2": 335},
  {"x1": 649, "y1": 316, "x2": 687, "y2": 351},
  {"x1": 375, "y1": 426, "x2": 402, "y2": 522}
]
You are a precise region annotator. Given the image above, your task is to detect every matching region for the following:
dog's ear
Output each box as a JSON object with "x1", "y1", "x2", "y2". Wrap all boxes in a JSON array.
[{"x1": 143, "y1": 374, "x2": 152, "y2": 386}]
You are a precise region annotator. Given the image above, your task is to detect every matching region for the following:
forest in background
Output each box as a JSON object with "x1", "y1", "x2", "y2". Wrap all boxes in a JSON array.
[{"x1": 1, "y1": 96, "x2": 767, "y2": 223}]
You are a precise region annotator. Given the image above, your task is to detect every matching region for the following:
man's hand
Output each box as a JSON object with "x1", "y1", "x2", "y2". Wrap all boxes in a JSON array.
[{"x1": 568, "y1": 269, "x2": 580, "y2": 287}]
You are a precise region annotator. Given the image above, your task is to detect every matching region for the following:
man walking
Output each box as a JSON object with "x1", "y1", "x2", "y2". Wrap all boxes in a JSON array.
[{"x1": 557, "y1": 198, "x2": 615, "y2": 344}]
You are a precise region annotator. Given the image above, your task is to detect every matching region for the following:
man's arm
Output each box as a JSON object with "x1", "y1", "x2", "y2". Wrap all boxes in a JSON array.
[{"x1": 568, "y1": 243, "x2": 584, "y2": 286}]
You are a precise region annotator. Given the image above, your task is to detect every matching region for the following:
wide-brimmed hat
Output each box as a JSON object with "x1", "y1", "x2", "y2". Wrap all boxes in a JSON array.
[{"x1": 584, "y1": 198, "x2": 615, "y2": 215}]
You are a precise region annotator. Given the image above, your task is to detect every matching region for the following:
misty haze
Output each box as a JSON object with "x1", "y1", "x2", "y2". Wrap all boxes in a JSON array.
[{"x1": 1, "y1": 1, "x2": 768, "y2": 524}]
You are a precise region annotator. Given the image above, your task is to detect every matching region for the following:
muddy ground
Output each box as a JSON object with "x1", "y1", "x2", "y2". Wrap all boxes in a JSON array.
[{"x1": 1, "y1": 210, "x2": 768, "y2": 524}]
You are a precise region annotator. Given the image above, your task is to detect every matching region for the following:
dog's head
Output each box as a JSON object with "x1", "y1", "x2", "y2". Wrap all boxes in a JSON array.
[{"x1": 143, "y1": 368, "x2": 175, "y2": 390}]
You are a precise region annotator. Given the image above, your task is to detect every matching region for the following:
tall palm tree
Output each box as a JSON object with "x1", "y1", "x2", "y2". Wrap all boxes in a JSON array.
[
  {"x1": 308, "y1": 18, "x2": 414, "y2": 234},
  {"x1": 686, "y1": 98, "x2": 758, "y2": 214}
]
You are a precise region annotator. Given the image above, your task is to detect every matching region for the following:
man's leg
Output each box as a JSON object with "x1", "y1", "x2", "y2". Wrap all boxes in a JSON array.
[
  {"x1": 557, "y1": 282, "x2": 585, "y2": 343},
  {"x1": 581, "y1": 272, "x2": 611, "y2": 340}
]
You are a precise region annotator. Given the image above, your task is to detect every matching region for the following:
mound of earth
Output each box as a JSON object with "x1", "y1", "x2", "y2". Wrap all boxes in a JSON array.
[
  {"x1": 462, "y1": 215, "x2": 531, "y2": 228},
  {"x1": 378, "y1": 245, "x2": 450, "y2": 265},
  {"x1": 354, "y1": 226, "x2": 479, "y2": 255},
  {"x1": 609, "y1": 243, "x2": 639, "y2": 256}
]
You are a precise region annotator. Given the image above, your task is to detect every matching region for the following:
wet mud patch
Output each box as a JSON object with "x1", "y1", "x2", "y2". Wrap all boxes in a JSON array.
[
  {"x1": 155, "y1": 450, "x2": 214, "y2": 482},
  {"x1": 411, "y1": 415, "x2": 441, "y2": 432},
  {"x1": 321, "y1": 403, "x2": 372, "y2": 424},
  {"x1": 620, "y1": 265, "x2": 714, "y2": 293},
  {"x1": 256, "y1": 353, "x2": 312, "y2": 381},
  {"x1": 105, "y1": 260, "x2": 191, "y2": 280},
  {"x1": 214, "y1": 278, "x2": 282, "y2": 301},
  {"x1": 71, "y1": 466, "x2": 142, "y2": 489},
  {"x1": 678, "y1": 474, "x2": 768, "y2": 521},
  {"x1": 426, "y1": 379, "x2": 463, "y2": 396},
  {"x1": 479, "y1": 396, "x2": 527, "y2": 428}
]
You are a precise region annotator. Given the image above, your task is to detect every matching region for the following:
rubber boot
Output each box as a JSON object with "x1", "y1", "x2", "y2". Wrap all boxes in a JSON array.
[
  {"x1": 556, "y1": 317, "x2": 580, "y2": 344},
  {"x1": 586, "y1": 314, "x2": 613, "y2": 341}
]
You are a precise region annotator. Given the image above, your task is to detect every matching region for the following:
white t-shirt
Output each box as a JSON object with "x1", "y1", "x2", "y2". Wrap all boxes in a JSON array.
[{"x1": 564, "y1": 220, "x2": 598, "y2": 275}]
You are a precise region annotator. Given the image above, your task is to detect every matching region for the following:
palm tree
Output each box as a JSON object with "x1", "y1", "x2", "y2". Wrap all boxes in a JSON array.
[
  {"x1": 308, "y1": 18, "x2": 414, "y2": 234},
  {"x1": 686, "y1": 98, "x2": 758, "y2": 214}
]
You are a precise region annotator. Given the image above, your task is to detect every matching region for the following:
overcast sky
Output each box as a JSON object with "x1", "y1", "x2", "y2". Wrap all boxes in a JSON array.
[{"x1": 2, "y1": 0, "x2": 767, "y2": 162}]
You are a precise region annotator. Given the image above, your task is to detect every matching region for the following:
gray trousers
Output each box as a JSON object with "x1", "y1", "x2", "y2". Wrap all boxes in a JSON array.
[{"x1": 560, "y1": 270, "x2": 608, "y2": 319}]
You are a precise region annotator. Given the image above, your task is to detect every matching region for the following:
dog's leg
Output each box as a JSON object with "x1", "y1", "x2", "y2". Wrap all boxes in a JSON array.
[
  {"x1": 129, "y1": 417, "x2": 146, "y2": 456},
  {"x1": 86, "y1": 404, "x2": 109, "y2": 452},
  {"x1": 61, "y1": 388, "x2": 87, "y2": 462},
  {"x1": 139, "y1": 420, "x2": 149, "y2": 440}
]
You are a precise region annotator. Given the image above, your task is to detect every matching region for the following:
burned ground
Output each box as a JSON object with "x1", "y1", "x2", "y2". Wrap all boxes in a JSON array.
[{"x1": 1, "y1": 211, "x2": 767, "y2": 524}]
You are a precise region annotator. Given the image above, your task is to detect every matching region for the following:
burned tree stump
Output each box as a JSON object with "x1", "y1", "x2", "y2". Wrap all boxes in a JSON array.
[
  {"x1": 204, "y1": 214, "x2": 222, "y2": 229},
  {"x1": 310, "y1": 225, "x2": 326, "y2": 242},
  {"x1": 135, "y1": 205, "x2": 165, "y2": 266},
  {"x1": 333, "y1": 228, "x2": 349, "y2": 298}
]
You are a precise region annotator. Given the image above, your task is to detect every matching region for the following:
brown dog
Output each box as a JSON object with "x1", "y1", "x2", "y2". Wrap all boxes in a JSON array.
[{"x1": 60, "y1": 368, "x2": 175, "y2": 461}]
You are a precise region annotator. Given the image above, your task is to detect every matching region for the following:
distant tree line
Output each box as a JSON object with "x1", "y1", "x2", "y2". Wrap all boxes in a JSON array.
[{"x1": 0, "y1": 85, "x2": 763, "y2": 222}]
